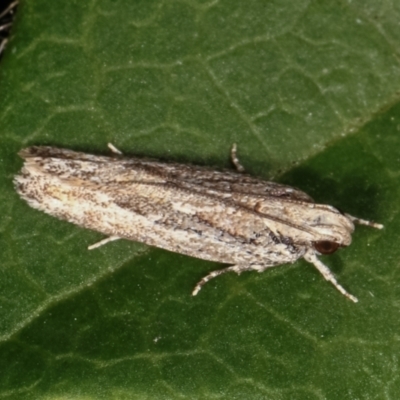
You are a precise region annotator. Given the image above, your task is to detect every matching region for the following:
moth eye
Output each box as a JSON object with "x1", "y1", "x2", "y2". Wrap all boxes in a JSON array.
[{"x1": 313, "y1": 241, "x2": 340, "y2": 255}]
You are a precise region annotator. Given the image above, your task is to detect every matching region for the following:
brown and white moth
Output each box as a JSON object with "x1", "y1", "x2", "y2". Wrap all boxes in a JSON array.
[{"x1": 14, "y1": 144, "x2": 383, "y2": 302}]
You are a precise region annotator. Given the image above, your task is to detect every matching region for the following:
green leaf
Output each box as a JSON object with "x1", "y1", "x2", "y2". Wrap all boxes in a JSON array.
[{"x1": 1, "y1": 0, "x2": 399, "y2": 398}]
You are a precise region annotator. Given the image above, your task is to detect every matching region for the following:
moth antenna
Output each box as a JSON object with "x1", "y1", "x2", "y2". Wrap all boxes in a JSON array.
[{"x1": 345, "y1": 214, "x2": 383, "y2": 230}]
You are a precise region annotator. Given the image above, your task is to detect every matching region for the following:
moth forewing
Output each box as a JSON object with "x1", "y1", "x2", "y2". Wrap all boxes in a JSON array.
[
  {"x1": 14, "y1": 145, "x2": 383, "y2": 303},
  {"x1": 251, "y1": 200, "x2": 355, "y2": 246}
]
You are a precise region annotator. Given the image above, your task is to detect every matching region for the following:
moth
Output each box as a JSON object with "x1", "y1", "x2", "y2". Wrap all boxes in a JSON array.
[{"x1": 14, "y1": 144, "x2": 383, "y2": 302}]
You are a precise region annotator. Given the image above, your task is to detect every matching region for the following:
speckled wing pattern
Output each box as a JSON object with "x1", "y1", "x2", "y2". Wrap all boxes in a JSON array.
[{"x1": 14, "y1": 146, "x2": 383, "y2": 302}]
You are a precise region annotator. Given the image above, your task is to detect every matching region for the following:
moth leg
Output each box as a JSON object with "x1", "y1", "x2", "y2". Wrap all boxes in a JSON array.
[
  {"x1": 192, "y1": 265, "x2": 252, "y2": 296},
  {"x1": 230, "y1": 143, "x2": 245, "y2": 172},
  {"x1": 0, "y1": 1, "x2": 18, "y2": 53},
  {"x1": 88, "y1": 236, "x2": 121, "y2": 250},
  {"x1": 107, "y1": 143, "x2": 123, "y2": 155},
  {"x1": 303, "y1": 250, "x2": 358, "y2": 303},
  {"x1": 0, "y1": 38, "x2": 7, "y2": 55},
  {"x1": 345, "y1": 213, "x2": 383, "y2": 230}
]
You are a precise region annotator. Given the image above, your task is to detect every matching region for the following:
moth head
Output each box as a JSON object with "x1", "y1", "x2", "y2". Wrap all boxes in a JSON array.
[{"x1": 306, "y1": 207, "x2": 355, "y2": 251}]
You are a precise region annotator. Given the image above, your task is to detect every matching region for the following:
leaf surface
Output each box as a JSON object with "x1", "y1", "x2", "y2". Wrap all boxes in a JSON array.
[{"x1": 0, "y1": 1, "x2": 399, "y2": 398}]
